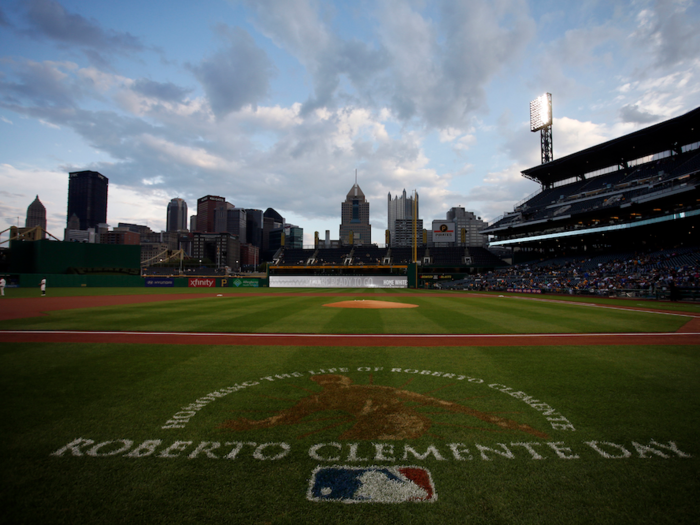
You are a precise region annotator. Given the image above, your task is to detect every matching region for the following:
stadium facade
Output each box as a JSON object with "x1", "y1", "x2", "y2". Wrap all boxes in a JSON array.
[{"x1": 481, "y1": 106, "x2": 700, "y2": 262}]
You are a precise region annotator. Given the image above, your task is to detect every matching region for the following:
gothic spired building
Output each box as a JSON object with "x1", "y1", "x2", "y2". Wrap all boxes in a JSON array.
[
  {"x1": 387, "y1": 189, "x2": 419, "y2": 247},
  {"x1": 26, "y1": 195, "x2": 47, "y2": 237},
  {"x1": 67, "y1": 170, "x2": 108, "y2": 230},
  {"x1": 339, "y1": 182, "x2": 371, "y2": 246}
]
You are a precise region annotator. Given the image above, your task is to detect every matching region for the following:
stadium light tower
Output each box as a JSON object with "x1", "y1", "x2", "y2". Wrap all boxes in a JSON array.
[{"x1": 530, "y1": 93, "x2": 553, "y2": 164}]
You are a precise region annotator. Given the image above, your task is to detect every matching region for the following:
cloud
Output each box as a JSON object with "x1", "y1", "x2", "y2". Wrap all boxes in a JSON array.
[
  {"x1": 21, "y1": 0, "x2": 144, "y2": 65},
  {"x1": 0, "y1": 59, "x2": 81, "y2": 108},
  {"x1": 376, "y1": 0, "x2": 536, "y2": 129},
  {"x1": 464, "y1": 165, "x2": 539, "y2": 222},
  {"x1": 245, "y1": 0, "x2": 535, "y2": 131},
  {"x1": 131, "y1": 79, "x2": 191, "y2": 103},
  {"x1": 619, "y1": 103, "x2": 663, "y2": 124},
  {"x1": 242, "y1": 0, "x2": 388, "y2": 113},
  {"x1": 188, "y1": 26, "x2": 276, "y2": 118},
  {"x1": 631, "y1": 0, "x2": 700, "y2": 70}
]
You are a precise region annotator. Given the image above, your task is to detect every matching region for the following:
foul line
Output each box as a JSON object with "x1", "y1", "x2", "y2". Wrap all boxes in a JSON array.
[{"x1": 504, "y1": 295, "x2": 698, "y2": 318}]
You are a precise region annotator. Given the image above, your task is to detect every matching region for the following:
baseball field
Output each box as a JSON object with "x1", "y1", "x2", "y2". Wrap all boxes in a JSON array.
[{"x1": 1, "y1": 287, "x2": 699, "y2": 524}]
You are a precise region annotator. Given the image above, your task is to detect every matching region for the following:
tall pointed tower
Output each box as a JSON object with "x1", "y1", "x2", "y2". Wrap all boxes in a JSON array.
[
  {"x1": 26, "y1": 195, "x2": 47, "y2": 238},
  {"x1": 339, "y1": 177, "x2": 371, "y2": 246}
]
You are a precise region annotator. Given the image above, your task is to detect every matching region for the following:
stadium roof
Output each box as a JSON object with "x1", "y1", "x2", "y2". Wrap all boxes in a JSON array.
[{"x1": 522, "y1": 106, "x2": 700, "y2": 187}]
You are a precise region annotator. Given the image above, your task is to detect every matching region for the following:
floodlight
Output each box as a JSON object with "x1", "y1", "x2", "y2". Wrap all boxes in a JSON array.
[{"x1": 530, "y1": 93, "x2": 552, "y2": 132}]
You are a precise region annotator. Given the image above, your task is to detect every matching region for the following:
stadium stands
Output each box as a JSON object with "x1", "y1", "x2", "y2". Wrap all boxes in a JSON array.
[
  {"x1": 482, "y1": 107, "x2": 700, "y2": 267},
  {"x1": 441, "y1": 246, "x2": 699, "y2": 299}
]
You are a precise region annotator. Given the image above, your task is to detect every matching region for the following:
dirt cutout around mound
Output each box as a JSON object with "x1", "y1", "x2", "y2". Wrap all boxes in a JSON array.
[{"x1": 324, "y1": 300, "x2": 418, "y2": 309}]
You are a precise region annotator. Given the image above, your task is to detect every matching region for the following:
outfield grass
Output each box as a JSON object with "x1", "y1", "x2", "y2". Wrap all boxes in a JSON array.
[
  {"x1": 0, "y1": 288, "x2": 693, "y2": 334},
  {"x1": 1, "y1": 288, "x2": 698, "y2": 524}
]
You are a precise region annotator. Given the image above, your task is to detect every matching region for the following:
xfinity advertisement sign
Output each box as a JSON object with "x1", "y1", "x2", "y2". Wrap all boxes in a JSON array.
[{"x1": 270, "y1": 276, "x2": 407, "y2": 288}]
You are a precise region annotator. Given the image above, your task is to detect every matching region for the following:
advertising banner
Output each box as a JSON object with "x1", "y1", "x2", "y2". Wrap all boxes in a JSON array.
[
  {"x1": 270, "y1": 276, "x2": 407, "y2": 288},
  {"x1": 230, "y1": 278, "x2": 260, "y2": 288},
  {"x1": 432, "y1": 221, "x2": 455, "y2": 243},
  {"x1": 189, "y1": 278, "x2": 216, "y2": 288},
  {"x1": 145, "y1": 278, "x2": 174, "y2": 287}
]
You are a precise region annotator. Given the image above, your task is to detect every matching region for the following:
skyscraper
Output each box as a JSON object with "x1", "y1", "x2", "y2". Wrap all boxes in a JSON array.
[
  {"x1": 387, "y1": 189, "x2": 418, "y2": 247},
  {"x1": 26, "y1": 195, "x2": 47, "y2": 237},
  {"x1": 227, "y1": 208, "x2": 247, "y2": 243},
  {"x1": 67, "y1": 170, "x2": 108, "y2": 230},
  {"x1": 339, "y1": 181, "x2": 371, "y2": 245},
  {"x1": 166, "y1": 198, "x2": 188, "y2": 232},
  {"x1": 244, "y1": 209, "x2": 263, "y2": 250},
  {"x1": 446, "y1": 206, "x2": 488, "y2": 246},
  {"x1": 196, "y1": 195, "x2": 225, "y2": 232}
]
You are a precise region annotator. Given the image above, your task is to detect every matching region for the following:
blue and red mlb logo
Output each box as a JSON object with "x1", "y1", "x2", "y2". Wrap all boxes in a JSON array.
[{"x1": 307, "y1": 466, "x2": 437, "y2": 503}]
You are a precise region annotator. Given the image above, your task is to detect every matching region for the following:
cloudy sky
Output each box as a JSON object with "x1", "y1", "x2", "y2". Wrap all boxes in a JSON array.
[{"x1": 1, "y1": 0, "x2": 699, "y2": 245}]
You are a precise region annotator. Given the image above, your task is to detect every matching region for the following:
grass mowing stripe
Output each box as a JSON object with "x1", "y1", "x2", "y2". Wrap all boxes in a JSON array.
[{"x1": 322, "y1": 305, "x2": 387, "y2": 334}]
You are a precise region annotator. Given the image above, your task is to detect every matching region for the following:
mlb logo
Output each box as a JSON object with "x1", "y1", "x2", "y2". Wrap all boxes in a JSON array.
[{"x1": 307, "y1": 466, "x2": 437, "y2": 503}]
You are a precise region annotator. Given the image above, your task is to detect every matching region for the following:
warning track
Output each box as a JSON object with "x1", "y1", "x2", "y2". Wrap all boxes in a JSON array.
[{"x1": 0, "y1": 292, "x2": 698, "y2": 347}]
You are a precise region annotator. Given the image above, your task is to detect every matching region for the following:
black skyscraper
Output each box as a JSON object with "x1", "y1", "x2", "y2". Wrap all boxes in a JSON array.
[
  {"x1": 166, "y1": 197, "x2": 188, "y2": 232},
  {"x1": 67, "y1": 170, "x2": 108, "y2": 230}
]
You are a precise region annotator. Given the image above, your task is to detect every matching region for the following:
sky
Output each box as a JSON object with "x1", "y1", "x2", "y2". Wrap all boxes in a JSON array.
[{"x1": 1, "y1": 0, "x2": 699, "y2": 246}]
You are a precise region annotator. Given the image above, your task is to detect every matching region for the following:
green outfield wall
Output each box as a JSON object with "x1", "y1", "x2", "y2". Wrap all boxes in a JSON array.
[
  {"x1": 8, "y1": 240, "x2": 140, "y2": 274},
  {"x1": 17, "y1": 274, "x2": 144, "y2": 288},
  {"x1": 7, "y1": 275, "x2": 267, "y2": 288}
]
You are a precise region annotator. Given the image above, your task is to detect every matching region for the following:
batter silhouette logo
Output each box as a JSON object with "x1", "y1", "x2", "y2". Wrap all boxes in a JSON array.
[{"x1": 219, "y1": 373, "x2": 548, "y2": 440}]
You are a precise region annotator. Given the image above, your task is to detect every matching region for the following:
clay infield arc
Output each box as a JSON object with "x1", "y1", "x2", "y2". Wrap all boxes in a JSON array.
[
  {"x1": 324, "y1": 299, "x2": 419, "y2": 309},
  {"x1": 0, "y1": 292, "x2": 698, "y2": 347}
]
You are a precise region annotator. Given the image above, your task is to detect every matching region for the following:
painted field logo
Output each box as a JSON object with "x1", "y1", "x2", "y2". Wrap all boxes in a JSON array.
[
  {"x1": 220, "y1": 374, "x2": 549, "y2": 440},
  {"x1": 308, "y1": 466, "x2": 437, "y2": 503}
]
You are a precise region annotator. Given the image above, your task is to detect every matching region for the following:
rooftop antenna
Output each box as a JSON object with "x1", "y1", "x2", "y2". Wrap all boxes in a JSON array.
[{"x1": 355, "y1": 168, "x2": 357, "y2": 185}]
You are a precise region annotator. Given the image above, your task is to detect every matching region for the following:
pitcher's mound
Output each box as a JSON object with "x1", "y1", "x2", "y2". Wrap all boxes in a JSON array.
[{"x1": 324, "y1": 300, "x2": 418, "y2": 309}]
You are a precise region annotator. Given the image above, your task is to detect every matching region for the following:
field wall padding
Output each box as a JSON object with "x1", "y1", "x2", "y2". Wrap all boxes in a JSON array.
[{"x1": 270, "y1": 275, "x2": 407, "y2": 288}]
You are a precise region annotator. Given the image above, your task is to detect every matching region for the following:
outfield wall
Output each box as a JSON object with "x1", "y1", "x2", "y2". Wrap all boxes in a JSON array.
[
  {"x1": 270, "y1": 275, "x2": 407, "y2": 288},
  {"x1": 17, "y1": 274, "x2": 144, "y2": 288},
  {"x1": 9, "y1": 240, "x2": 140, "y2": 274},
  {"x1": 8, "y1": 275, "x2": 266, "y2": 288}
]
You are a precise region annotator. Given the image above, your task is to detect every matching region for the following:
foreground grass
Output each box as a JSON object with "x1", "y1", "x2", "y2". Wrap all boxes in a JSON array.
[{"x1": 1, "y1": 342, "x2": 698, "y2": 524}]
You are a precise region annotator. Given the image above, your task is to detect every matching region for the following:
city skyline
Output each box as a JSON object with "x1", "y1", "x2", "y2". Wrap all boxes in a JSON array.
[{"x1": 2, "y1": 1, "x2": 700, "y2": 245}]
